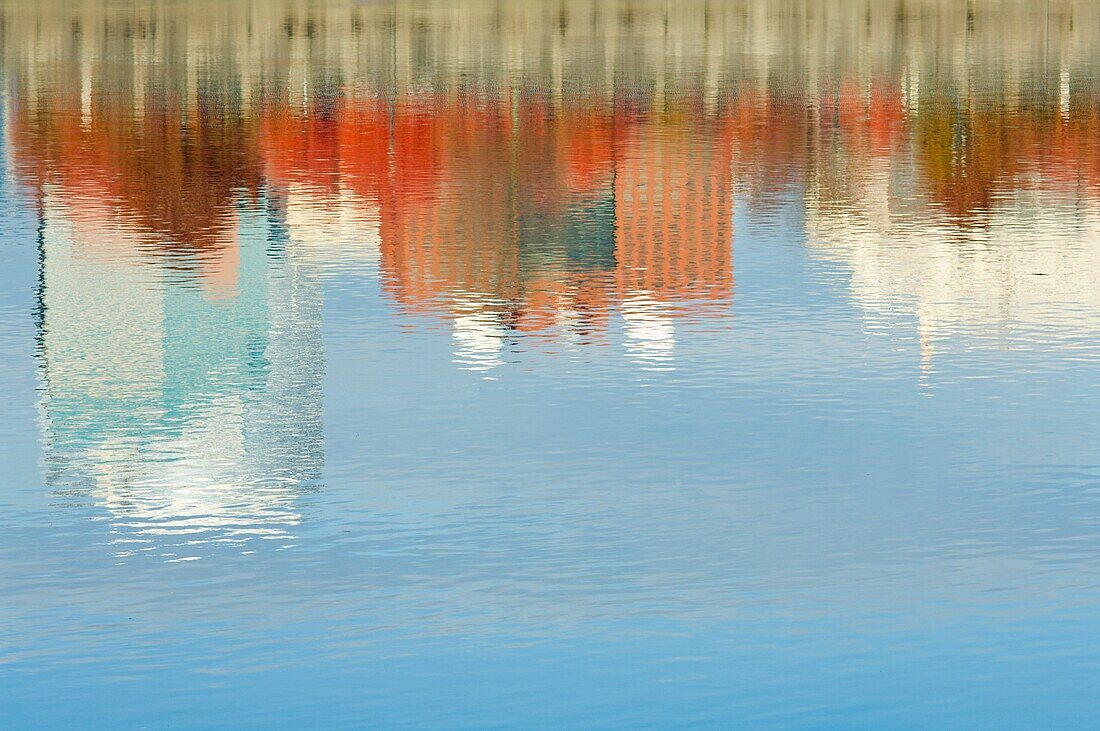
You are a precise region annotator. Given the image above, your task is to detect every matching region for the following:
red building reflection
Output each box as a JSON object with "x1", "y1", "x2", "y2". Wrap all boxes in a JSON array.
[{"x1": 252, "y1": 89, "x2": 736, "y2": 344}]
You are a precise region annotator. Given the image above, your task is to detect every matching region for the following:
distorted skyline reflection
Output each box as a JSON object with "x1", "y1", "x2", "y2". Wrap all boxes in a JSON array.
[
  {"x1": 9, "y1": 2, "x2": 1100, "y2": 728},
  {"x1": 8, "y1": 0, "x2": 1100, "y2": 551}
]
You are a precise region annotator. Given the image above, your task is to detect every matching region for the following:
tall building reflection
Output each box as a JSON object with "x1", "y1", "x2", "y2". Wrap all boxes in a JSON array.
[
  {"x1": 4, "y1": 3, "x2": 326, "y2": 556},
  {"x1": 35, "y1": 188, "x2": 325, "y2": 556}
]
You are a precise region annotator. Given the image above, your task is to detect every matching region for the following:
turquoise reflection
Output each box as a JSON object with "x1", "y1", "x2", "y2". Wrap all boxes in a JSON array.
[{"x1": 37, "y1": 191, "x2": 324, "y2": 556}]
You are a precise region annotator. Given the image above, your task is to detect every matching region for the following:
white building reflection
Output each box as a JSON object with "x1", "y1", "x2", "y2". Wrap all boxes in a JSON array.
[
  {"x1": 807, "y1": 165, "x2": 1100, "y2": 370},
  {"x1": 283, "y1": 185, "x2": 382, "y2": 274},
  {"x1": 451, "y1": 299, "x2": 508, "y2": 374},
  {"x1": 620, "y1": 292, "x2": 676, "y2": 370},
  {"x1": 36, "y1": 189, "x2": 326, "y2": 559}
]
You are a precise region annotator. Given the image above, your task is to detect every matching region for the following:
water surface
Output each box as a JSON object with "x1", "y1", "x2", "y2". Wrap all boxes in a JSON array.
[{"x1": 3, "y1": 0, "x2": 1100, "y2": 727}]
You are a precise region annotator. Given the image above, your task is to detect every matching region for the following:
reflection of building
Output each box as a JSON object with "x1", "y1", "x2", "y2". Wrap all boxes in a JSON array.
[
  {"x1": 8, "y1": 98, "x2": 259, "y2": 260},
  {"x1": 361, "y1": 97, "x2": 736, "y2": 370},
  {"x1": 614, "y1": 114, "x2": 734, "y2": 303},
  {"x1": 258, "y1": 89, "x2": 735, "y2": 371},
  {"x1": 612, "y1": 111, "x2": 735, "y2": 364},
  {"x1": 807, "y1": 175, "x2": 1100, "y2": 368},
  {"x1": 37, "y1": 189, "x2": 325, "y2": 556}
]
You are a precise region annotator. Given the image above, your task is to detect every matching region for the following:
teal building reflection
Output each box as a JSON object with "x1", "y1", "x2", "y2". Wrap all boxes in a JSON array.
[{"x1": 36, "y1": 189, "x2": 324, "y2": 558}]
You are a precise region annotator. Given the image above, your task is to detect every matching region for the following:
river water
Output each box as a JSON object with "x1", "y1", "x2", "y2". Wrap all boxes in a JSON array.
[{"x1": 3, "y1": 0, "x2": 1100, "y2": 727}]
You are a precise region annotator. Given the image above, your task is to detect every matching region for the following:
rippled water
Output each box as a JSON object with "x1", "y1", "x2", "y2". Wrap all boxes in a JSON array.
[{"x1": 4, "y1": 0, "x2": 1100, "y2": 726}]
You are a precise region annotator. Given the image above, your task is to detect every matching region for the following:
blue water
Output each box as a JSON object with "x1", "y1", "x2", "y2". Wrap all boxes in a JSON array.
[{"x1": 4, "y1": 1, "x2": 1100, "y2": 727}]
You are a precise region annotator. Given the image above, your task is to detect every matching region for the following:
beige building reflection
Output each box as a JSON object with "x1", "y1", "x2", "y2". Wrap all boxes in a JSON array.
[{"x1": 807, "y1": 178, "x2": 1100, "y2": 370}]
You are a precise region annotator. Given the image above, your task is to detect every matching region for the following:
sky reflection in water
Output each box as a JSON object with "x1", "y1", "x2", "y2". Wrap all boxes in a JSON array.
[{"x1": 3, "y1": 0, "x2": 1100, "y2": 727}]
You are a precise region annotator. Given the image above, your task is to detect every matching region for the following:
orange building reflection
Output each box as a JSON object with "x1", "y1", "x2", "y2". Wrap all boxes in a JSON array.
[
  {"x1": 614, "y1": 109, "x2": 734, "y2": 308},
  {"x1": 252, "y1": 89, "x2": 735, "y2": 356},
  {"x1": 9, "y1": 86, "x2": 260, "y2": 298}
]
